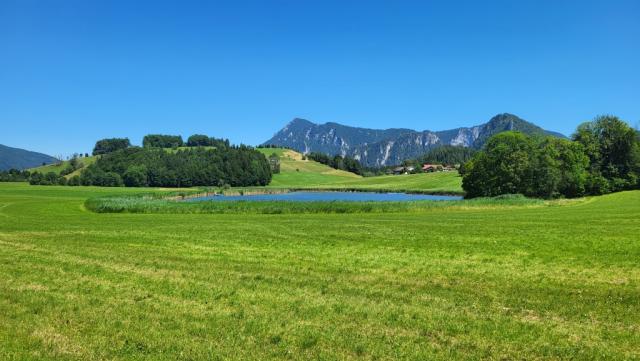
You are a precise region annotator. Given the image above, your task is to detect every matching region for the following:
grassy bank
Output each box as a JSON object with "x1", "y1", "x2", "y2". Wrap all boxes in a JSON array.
[
  {"x1": 85, "y1": 193, "x2": 543, "y2": 214},
  {"x1": 1, "y1": 182, "x2": 639, "y2": 359}
]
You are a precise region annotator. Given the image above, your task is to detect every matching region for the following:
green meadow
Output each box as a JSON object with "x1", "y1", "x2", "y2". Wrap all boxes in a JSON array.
[
  {"x1": 29, "y1": 155, "x2": 98, "y2": 179},
  {"x1": 1, "y1": 182, "x2": 639, "y2": 360},
  {"x1": 258, "y1": 148, "x2": 463, "y2": 194}
]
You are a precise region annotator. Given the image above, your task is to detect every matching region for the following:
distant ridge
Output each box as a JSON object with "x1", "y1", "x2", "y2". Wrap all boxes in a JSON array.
[
  {"x1": 0, "y1": 144, "x2": 58, "y2": 171},
  {"x1": 263, "y1": 113, "x2": 566, "y2": 167}
]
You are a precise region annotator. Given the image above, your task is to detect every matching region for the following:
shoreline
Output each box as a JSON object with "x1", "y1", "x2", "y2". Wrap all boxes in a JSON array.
[{"x1": 176, "y1": 187, "x2": 465, "y2": 201}]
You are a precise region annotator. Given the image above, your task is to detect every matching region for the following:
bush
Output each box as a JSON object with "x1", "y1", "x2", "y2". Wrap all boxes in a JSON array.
[{"x1": 68, "y1": 175, "x2": 81, "y2": 186}]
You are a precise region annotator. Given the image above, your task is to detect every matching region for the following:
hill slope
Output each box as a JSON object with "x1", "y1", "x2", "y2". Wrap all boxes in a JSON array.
[
  {"x1": 0, "y1": 144, "x2": 58, "y2": 171},
  {"x1": 257, "y1": 148, "x2": 462, "y2": 194},
  {"x1": 29, "y1": 156, "x2": 98, "y2": 178},
  {"x1": 263, "y1": 113, "x2": 566, "y2": 167},
  {"x1": 257, "y1": 148, "x2": 361, "y2": 187}
]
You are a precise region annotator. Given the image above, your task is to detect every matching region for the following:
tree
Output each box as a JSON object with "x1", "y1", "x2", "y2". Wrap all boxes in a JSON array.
[
  {"x1": 573, "y1": 115, "x2": 639, "y2": 191},
  {"x1": 77, "y1": 145, "x2": 271, "y2": 187},
  {"x1": 123, "y1": 166, "x2": 148, "y2": 187},
  {"x1": 93, "y1": 138, "x2": 131, "y2": 155},
  {"x1": 68, "y1": 175, "x2": 81, "y2": 186},
  {"x1": 268, "y1": 153, "x2": 281, "y2": 174},
  {"x1": 417, "y1": 145, "x2": 476, "y2": 166},
  {"x1": 187, "y1": 134, "x2": 211, "y2": 147},
  {"x1": 142, "y1": 134, "x2": 184, "y2": 148},
  {"x1": 532, "y1": 138, "x2": 588, "y2": 198},
  {"x1": 462, "y1": 132, "x2": 535, "y2": 197}
]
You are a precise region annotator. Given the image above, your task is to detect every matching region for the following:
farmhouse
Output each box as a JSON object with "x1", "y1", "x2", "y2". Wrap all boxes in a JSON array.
[{"x1": 422, "y1": 164, "x2": 440, "y2": 172}]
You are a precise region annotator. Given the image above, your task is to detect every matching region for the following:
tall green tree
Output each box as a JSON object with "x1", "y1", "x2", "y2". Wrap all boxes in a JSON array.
[
  {"x1": 92, "y1": 138, "x2": 131, "y2": 155},
  {"x1": 573, "y1": 115, "x2": 639, "y2": 191},
  {"x1": 462, "y1": 132, "x2": 535, "y2": 197}
]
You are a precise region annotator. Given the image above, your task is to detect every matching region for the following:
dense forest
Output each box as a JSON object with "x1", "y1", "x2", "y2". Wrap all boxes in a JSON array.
[
  {"x1": 462, "y1": 116, "x2": 640, "y2": 198},
  {"x1": 24, "y1": 134, "x2": 271, "y2": 187},
  {"x1": 75, "y1": 146, "x2": 271, "y2": 187},
  {"x1": 416, "y1": 145, "x2": 477, "y2": 166},
  {"x1": 306, "y1": 152, "x2": 364, "y2": 175},
  {"x1": 142, "y1": 134, "x2": 184, "y2": 148}
]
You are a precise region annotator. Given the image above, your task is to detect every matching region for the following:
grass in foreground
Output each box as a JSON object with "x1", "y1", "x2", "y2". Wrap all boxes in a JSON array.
[{"x1": 1, "y1": 182, "x2": 639, "y2": 360}]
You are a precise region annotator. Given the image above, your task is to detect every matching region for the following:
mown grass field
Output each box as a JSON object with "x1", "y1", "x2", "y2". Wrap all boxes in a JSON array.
[{"x1": 1, "y1": 182, "x2": 639, "y2": 360}]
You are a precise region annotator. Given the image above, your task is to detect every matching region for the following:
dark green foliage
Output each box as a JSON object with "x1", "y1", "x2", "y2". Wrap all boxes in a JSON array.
[
  {"x1": 123, "y1": 166, "x2": 148, "y2": 187},
  {"x1": 142, "y1": 134, "x2": 184, "y2": 148},
  {"x1": 463, "y1": 132, "x2": 536, "y2": 198},
  {"x1": 417, "y1": 145, "x2": 476, "y2": 165},
  {"x1": 0, "y1": 169, "x2": 31, "y2": 182},
  {"x1": 29, "y1": 171, "x2": 67, "y2": 186},
  {"x1": 78, "y1": 167, "x2": 123, "y2": 187},
  {"x1": 28, "y1": 171, "x2": 66, "y2": 185},
  {"x1": 464, "y1": 116, "x2": 639, "y2": 199},
  {"x1": 79, "y1": 146, "x2": 271, "y2": 187},
  {"x1": 67, "y1": 175, "x2": 81, "y2": 186},
  {"x1": 307, "y1": 152, "x2": 363, "y2": 175},
  {"x1": 531, "y1": 138, "x2": 589, "y2": 198},
  {"x1": 573, "y1": 115, "x2": 639, "y2": 192},
  {"x1": 186, "y1": 134, "x2": 230, "y2": 148},
  {"x1": 92, "y1": 138, "x2": 131, "y2": 155}
]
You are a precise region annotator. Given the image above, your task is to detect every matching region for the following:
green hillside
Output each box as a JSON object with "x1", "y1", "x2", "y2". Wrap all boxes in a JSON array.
[
  {"x1": 258, "y1": 148, "x2": 462, "y2": 194},
  {"x1": 1, "y1": 183, "x2": 639, "y2": 359},
  {"x1": 26, "y1": 147, "x2": 462, "y2": 194},
  {"x1": 257, "y1": 148, "x2": 362, "y2": 186},
  {"x1": 29, "y1": 156, "x2": 98, "y2": 178}
]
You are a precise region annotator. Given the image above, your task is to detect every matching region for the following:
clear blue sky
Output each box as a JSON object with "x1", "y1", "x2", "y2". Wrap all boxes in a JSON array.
[{"x1": 1, "y1": 0, "x2": 638, "y2": 157}]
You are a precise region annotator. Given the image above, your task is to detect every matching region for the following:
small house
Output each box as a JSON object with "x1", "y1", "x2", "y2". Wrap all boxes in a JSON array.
[{"x1": 422, "y1": 164, "x2": 439, "y2": 172}]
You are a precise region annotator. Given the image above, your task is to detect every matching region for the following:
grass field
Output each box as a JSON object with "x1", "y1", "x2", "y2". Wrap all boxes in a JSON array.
[{"x1": 1, "y1": 182, "x2": 639, "y2": 360}]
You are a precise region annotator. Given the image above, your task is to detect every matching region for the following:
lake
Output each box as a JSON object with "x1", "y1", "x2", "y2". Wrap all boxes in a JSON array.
[{"x1": 187, "y1": 191, "x2": 463, "y2": 202}]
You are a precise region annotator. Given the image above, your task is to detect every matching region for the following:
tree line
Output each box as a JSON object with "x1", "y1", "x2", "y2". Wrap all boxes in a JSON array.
[
  {"x1": 24, "y1": 134, "x2": 271, "y2": 187},
  {"x1": 76, "y1": 146, "x2": 271, "y2": 187},
  {"x1": 92, "y1": 134, "x2": 231, "y2": 156},
  {"x1": 305, "y1": 152, "x2": 364, "y2": 175},
  {"x1": 462, "y1": 115, "x2": 640, "y2": 198}
]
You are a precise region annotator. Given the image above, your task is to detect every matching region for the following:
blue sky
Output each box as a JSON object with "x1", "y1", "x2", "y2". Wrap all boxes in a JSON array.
[{"x1": 1, "y1": 0, "x2": 639, "y2": 156}]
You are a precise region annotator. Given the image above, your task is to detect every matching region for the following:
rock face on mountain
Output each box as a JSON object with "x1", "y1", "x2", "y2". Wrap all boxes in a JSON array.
[
  {"x1": 0, "y1": 144, "x2": 58, "y2": 171},
  {"x1": 263, "y1": 113, "x2": 565, "y2": 167}
]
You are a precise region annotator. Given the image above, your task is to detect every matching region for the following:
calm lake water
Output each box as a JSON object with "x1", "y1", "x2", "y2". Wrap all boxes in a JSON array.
[{"x1": 188, "y1": 191, "x2": 463, "y2": 202}]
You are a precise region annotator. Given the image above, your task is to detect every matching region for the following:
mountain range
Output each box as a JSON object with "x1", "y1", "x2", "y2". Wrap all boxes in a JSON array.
[
  {"x1": 263, "y1": 113, "x2": 566, "y2": 167},
  {"x1": 0, "y1": 144, "x2": 58, "y2": 171}
]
